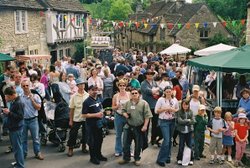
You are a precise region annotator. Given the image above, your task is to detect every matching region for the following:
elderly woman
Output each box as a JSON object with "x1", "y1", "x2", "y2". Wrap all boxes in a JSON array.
[
  {"x1": 57, "y1": 72, "x2": 72, "y2": 104},
  {"x1": 112, "y1": 79, "x2": 130, "y2": 157},
  {"x1": 102, "y1": 68, "x2": 115, "y2": 99},
  {"x1": 238, "y1": 88, "x2": 250, "y2": 119}
]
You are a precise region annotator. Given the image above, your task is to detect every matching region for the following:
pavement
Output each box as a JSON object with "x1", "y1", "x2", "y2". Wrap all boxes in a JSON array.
[{"x1": 0, "y1": 129, "x2": 234, "y2": 168}]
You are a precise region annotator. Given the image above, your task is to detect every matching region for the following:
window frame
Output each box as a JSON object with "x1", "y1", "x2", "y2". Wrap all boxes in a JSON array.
[
  {"x1": 14, "y1": 10, "x2": 28, "y2": 34},
  {"x1": 58, "y1": 13, "x2": 67, "y2": 30}
]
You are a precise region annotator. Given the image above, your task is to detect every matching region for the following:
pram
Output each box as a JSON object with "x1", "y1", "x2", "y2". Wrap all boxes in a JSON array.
[
  {"x1": 43, "y1": 83, "x2": 70, "y2": 152},
  {"x1": 102, "y1": 98, "x2": 114, "y2": 136}
]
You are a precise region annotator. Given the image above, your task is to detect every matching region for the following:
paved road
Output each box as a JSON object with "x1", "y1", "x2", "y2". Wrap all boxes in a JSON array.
[{"x1": 0, "y1": 130, "x2": 233, "y2": 168}]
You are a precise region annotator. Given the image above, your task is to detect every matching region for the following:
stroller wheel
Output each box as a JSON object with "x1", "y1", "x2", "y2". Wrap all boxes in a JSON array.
[
  {"x1": 40, "y1": 137, "x2": 47, "y2": 146},
  {"x1": 57, "y1": 144, "x2": 66, "y2": 152}
]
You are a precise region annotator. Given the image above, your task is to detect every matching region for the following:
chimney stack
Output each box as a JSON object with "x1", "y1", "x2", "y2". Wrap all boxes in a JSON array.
[{"x1": 246, "y1": 2, "x2": 250, "y2": 44}]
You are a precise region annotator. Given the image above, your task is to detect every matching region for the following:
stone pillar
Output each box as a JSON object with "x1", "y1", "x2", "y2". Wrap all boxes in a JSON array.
[{"x1": 246, "y1": 2, "x2": 250, "y2": 44}]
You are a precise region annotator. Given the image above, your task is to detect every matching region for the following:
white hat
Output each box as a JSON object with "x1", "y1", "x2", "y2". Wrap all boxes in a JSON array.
[
  {"x1": 199, "y1": 105, "x2": 206, "y2": 111},
  {"x1": 238, "y1": 113, "x2": 247, "y2": 119},
  {"x1": 192, "y1": 85, "x2": 200, "y2": 91}
]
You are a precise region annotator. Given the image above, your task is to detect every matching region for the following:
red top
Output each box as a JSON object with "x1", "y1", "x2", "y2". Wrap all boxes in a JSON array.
[
  {"x1": 234, "y1": 123, "x2": 248, "y2": 142},
  {"x1": 173, "y1": 85, "x2": 182, "y2": 101}
]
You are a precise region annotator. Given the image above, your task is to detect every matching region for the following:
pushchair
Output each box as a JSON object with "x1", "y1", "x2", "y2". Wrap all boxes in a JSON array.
[
  {"x1": 43, "y1": 83, "x2": 70, "y2": 152},
  {"x1": 102, "y1": 98, "x2": 114, "y2": 136}
]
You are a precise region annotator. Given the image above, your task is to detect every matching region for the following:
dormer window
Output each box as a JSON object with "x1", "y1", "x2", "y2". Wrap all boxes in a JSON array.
[{"x1": 15, "y1": 10, "x2": 28, "y2": 34}]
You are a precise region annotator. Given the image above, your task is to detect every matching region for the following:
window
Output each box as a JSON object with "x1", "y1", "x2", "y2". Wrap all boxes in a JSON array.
[
  {"x1": 160, "y1": 28, "x2": 166, "y2": 41},
  {"x1": 34, "y1": 49, "x2": 38, "y2": 55},
  {"x1": 59, "y1": 49, "x2": 64, "y2": 59},
  {"x1": 75, "y1": 14, "x2": 81, "y2": 27},
  {"x1": 199, "y1": 28, "x2": 210, "y2": 39},
  {"x1": 65, "y1": 48, "x2": 71, "y2": 56},
  {"x1": 59, "y1": 14, "x2": 67, "y2": 29},
  {"x1": 15, "y1": 10, "x2": 27, "y2": 33}
]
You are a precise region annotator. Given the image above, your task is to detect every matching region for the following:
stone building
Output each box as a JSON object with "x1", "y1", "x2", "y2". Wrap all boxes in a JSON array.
[
  {"x1": 0, "y1": 0, "x2": 89, "y2": 64},
  {"x1": 0, "y1": 0, "x2": 49, "y2": 57},
  {"x1": 116, "y1": 0, "x2": 233, "y2": 52}
]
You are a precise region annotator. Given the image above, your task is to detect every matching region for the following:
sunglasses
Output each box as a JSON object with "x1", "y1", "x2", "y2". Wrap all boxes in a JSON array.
[
  {"x1": 22, "y1": 85, "x2": 29, "y2": 88},
  {"x1": 131, "y1": 92, "x2": 138, "y2": 95}
]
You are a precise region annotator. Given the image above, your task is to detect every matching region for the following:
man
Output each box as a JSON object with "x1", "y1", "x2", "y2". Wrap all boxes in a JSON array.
[
  {"x1": 175, "y1": 68, "x2": 189, "y2": 99},
  {"x1": 82, "y1": 85, "x2": 107, "y2": 165},
  {"x1": 66, "y1": 59, "x2": 80, "y2": 79},
  {"x1": 20, "y1": 80, "x2": 44, "y2": 160},
  {"x1": 13, "y1": 73, "x2": 24, "y2": 96},
  {"x1": 67, "y1": 78, "x2": 89, "y2": 157},
  {"x1": 3, "y1": 87, "x2": 25, "y2": 168},
  {"x1": 119, "y1": 88, "x2": 152, "y2": 166},
  {"x1": 141, "y1": 69, "x2": 161, "y2": 145}
]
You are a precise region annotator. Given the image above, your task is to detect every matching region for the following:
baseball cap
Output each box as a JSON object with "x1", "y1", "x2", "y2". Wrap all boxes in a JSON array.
[
  {"x1": 192, "y1": 85, "x2": 200, "y2": 91},
  {"x1": 199, "y1": 105, "x2": 206, "y2": 111},
  {"x1": 75, "y1": 78, "x2": 87, "y2": 85},
  {"x1": 88, "y1": 85, "x2": 98, "y2": 90}
]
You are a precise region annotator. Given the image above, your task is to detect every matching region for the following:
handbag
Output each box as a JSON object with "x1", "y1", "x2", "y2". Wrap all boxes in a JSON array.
[{"x1": 182, "y1": 146, "x2": 191, "y2": 166}]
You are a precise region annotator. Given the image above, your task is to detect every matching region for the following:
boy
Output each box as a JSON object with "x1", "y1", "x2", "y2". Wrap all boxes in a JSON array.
[
  {"x1": 207, "y1": 106, "x2": 226, "y2": 164},
  {"x1": 194, "y1": 104, "x2": 208, "y2": 160}
]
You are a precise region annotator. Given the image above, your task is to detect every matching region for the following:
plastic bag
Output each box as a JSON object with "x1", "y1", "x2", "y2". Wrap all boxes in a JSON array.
[{"x1": 182, "y1": 146, "x2": 191, "y2": 166}]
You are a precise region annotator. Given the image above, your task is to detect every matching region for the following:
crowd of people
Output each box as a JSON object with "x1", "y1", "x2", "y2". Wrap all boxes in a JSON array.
[{"x1": 0, "y1": 49, "x2": 250, "y2": 168}]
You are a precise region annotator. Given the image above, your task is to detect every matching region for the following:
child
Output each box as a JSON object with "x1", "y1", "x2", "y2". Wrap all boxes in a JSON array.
[
  {"x1": 222, "y1": 112, "x2": 234, "y2": 162},
  {"x1": 207, "y1": 106, "x2": 226, "y2": 164},
  {"x1": 194, "y1": 104, "x2": 208, "y2": 160},
  {"x1": 67, "y1": 74, "x2": 77, "y2": 96},
  {"x1": 234, "y1": 113, "x2": 249, "y2": 167},
  {"x1": 176, "y1": 100, "x2": 195, "y2": 165}
]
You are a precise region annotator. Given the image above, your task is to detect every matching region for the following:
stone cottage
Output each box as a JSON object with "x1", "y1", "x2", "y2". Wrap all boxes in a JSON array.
[
  {"x1": 0, "y1": 0, "x2": 49, "y2": 56},
  {"x1": 0, "y1": 0, "x2": 89, "y2": 64},
  {"x1": 116, "y1": 0, "x2": 233, "y2": 52}
]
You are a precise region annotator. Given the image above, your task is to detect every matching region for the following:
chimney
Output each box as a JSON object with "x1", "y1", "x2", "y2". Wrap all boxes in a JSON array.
[
  {"x1": 176, "y1": 0, "x2": 185, "y2": 9},
  {"x1": 246, "y1": 2, "x2": 250, "y2": 45}
]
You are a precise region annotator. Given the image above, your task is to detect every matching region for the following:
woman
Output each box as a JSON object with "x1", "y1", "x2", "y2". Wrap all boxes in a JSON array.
[
  {"x1": 103, "y1": 68, "x2": 115, "y2": 99},
  {"x1": 49, "y1": 65, "x2": 60, "y2": 84},
  {"x1": 238, "y1": 88, "x2": 250, "y2": 119},
  {"x1": 88, "y1": 68, "x2": 104, "y2": 100},
  {"x1": 112, "y1": 79, "x2": 130, "y2": 157},
  {"x1": 57, "y1": 72, "x2": 71, "y2": 104},
  {"x1": 40, "y1": 68, "x2": 50, "y2": 100},
  {"x1": 171, "y1": 77, "x2": 183, "y2": 101},
  {"x1": 156, "y1": 86, "x2": 179, "y2": 167}
]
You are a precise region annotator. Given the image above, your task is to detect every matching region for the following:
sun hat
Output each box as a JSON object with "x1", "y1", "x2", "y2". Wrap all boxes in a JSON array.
[
  {"x1": 238, "y1": 113, "x2": 247, "y2": 119},
  {"x1": 75, "y1": 78, "x2": 87, "y2": 85}
]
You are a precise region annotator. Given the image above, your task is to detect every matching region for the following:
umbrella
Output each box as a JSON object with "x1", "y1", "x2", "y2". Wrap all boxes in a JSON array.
[
  {"x1": 160, "y1": 44, "x2": 191, "y2": 55},
  {"x1": 194, "y1": 43, "x2": 236, "y2": 56},
  {"x1": 188, "y1": 45, "x2": 250, "y2": 73},
  {"x1": 0, "y1": 53, "x2": 15, "y2": 62}
]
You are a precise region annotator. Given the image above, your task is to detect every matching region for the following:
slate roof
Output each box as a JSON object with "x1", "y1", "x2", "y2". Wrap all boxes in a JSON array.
[
  {"x1": 132, "y1": 1, "x2": 205, "y2": 35},
  {"x1": 40, "y1": 0, "x2": 88, "y2": 13},
  {"x1": 0, "y1": 0, "x2": 44, "y2": 10}
]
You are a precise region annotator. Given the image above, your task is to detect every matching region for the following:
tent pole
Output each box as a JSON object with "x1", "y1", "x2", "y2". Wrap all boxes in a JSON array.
[{"x1": 216, "y1": 71, "x2": 222, "y2": 107}]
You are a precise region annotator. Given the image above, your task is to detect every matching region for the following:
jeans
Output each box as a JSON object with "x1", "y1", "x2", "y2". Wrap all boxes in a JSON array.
[
  {"x1": 67, "y1": 121, "x2": 87, "y2": 148},
  {"x1": 177, "y1": 132, "x2": 193, "y2": 161},
  {"x1": 123, "y1": 125, "x2": 143, "y2": 161},
  {"x1": 10, "y1": 128, "x2": 25, "y2": 168},
  {"x1": 157, "y1": 119, "x2": 175, "y2": 163},
  {"x1": 114, "y1": 113, "x2": 126, "y2": 154},
  {"x1": 22, "y1": 117, "x2": 41, "y2": 156}
]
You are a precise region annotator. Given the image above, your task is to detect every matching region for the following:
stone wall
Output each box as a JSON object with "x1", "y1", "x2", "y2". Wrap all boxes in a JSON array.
[{"x1": 0, "y1": 9, "x2": 49, "y2": 56}]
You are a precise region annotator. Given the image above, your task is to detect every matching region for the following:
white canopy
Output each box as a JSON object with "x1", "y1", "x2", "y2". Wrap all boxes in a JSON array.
[
  {"x1": 160, "y1": 44, "x2": 191, "y2": 55},
  {"x1": 194, "y1": 43, "x2": 237, "y2": 56}
]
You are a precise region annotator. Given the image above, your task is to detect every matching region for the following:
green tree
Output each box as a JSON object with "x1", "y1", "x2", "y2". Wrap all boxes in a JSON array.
[
  {"x1": 109, "y1": 0, "x2": 133, "y2": 20},
  {"x1": 73, "y1": 42, "x2": 85, "y2": 63},
  {"x1": 207, "y1": 33, "x2": 229, "y2": 46}
]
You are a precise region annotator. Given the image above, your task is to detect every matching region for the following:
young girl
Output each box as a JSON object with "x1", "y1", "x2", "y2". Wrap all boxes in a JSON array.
[
  {"x1": 234, "y1": 113, "x2": 249, "y2": 167},
  {"x1": 222, "y1": 112, "x2": 234, "y2": 162},
  {"x1": 176, "y1": 100, "x2": 195, "y2": 165}
]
